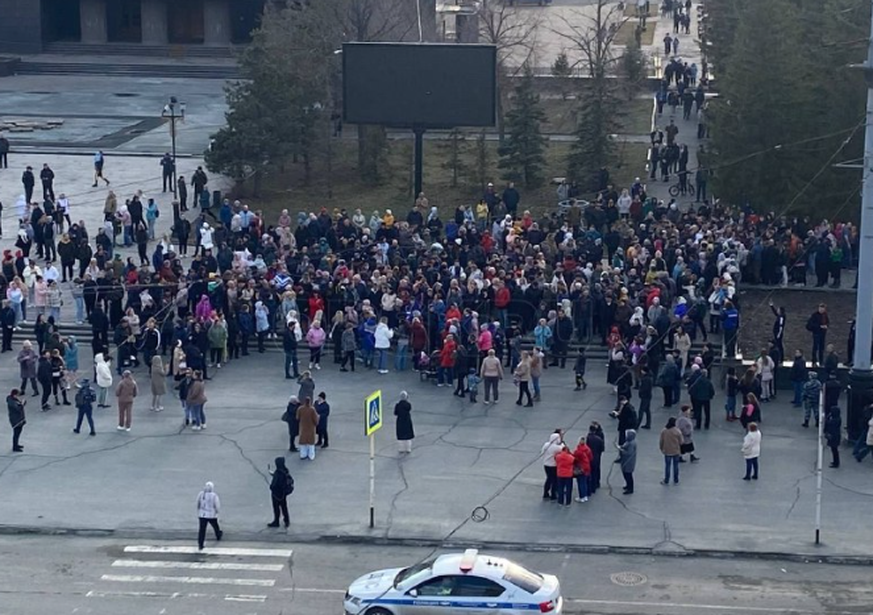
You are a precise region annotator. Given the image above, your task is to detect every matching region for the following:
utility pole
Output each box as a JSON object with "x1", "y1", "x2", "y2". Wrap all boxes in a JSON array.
[{"x1": 848, "y1": 0, "x2": 873, "y2": 443}]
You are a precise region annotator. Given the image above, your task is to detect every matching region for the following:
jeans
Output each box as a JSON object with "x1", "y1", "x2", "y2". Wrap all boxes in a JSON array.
[
  {"x1": 75, "y1": 405, "x2": 95, "y2": 433},
  {"x1": 853, "y1": 437, "x2": 870, "y2": 461},
  {"x1": 531, "y1": 376, "x2": 541, "y2": 399},
  {"x1": 147, "y1": 218, "x2": 156, "y2": 240},
  {"x1": 726, "y1": 395, "x2": 736, "y2": 418},
  {"x1": 284, "y1": 351, "x2": 299, "y2": 378},
  {"x1": 377, "y1": 348, "x2": 389, "y2": 371},
  {"x1": 664, "y1": 455, "x2": 680, "y2": 483},
  {"x1": 516, "y1": 381, "x2": 532, "y2": 405},
  {"x1": 271, "y1": 497, "x2": 289, "y2": 526},
  {"x1": 361, "y1": 347, "x2": 374, "y2": 368},
  {"x1": 744, "y1": 457, "x2": 759, "y2": 479},
  {"x1": 11, "y1": 301, "x2": 22, "y2": 325},
  {"x1": 394, "y1": 344, "x2": 408, "y2": 371},
  {"x1": 438, "y1": 366, "x2": 453, "y2": 385},
  {"x1": 637, "y1": 397, "x2": 651, "y2": 428},
  {"x1": 575, "y1": 474, "x2": 589, "y2": 499},
  {"x1": 484, "y1": 377, "x2": 499, "y2": 402},
  {"x1": 299, "y1": 444, "x2": 316, "y2": 460},
  {"x1": 74, "y1": 296, "x2": 85, "y2": 323},
  {"x1": 309, "y1": 346, "x2": 322, "y2": 366},
  {"x1": 543, "y1": 466, "x2": 557, "y2": 499},
  {"x1": 792, "y1": 381, "x2": 803, "y2": 406},
  {"x1": 197, "y1": 517, "x2": 221, "y2": 549},
  {"x1": 12, "y1": 424, "x2": 23, "y2": 449},
  {"x1": 556, "y1": 477, "x2": 573, "y2": 505}
]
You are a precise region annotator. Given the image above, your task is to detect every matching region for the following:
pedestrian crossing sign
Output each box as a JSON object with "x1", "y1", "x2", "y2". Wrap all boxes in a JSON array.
[{"x1": 365, "y1": 390, "x2": 382, "y2": 436}]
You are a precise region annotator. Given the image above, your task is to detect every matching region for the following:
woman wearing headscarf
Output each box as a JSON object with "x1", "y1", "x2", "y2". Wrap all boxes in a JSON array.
[
  {"x1": 195, "y1": 481, "x2": 222, "y2": 550},
  {"x1": 394, "y1": 391, "x2": 414, "y2": 454}
]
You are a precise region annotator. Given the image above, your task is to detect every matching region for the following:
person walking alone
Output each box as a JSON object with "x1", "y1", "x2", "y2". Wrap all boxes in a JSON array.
[
  {"x1": 394, "y1": 391, "x2": 414, "y2": 454},
  {"x1": 742, "y1": 423, "x2": 762, "y2": 480},
  {"x1": 115, "y1": 370, "x2": 137, "y2": 431},
  {"x1": 72, "y1": 378, "x2": 97, "y2": 436},
  {"x1": 659, "y1": 417, "x2": 683, "y2": 484},
  {"x1": 196, "y1": 481, "x2": 222, "y2": 550},
  {"x1": 7, "y1": 388, "x2": 26, "y2": 452},
  {"x1": 267, "y1": 457, "x2": 293, "y2": 528}
]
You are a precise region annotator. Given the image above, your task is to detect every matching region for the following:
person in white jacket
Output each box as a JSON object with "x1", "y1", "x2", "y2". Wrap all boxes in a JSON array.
[
  {"x1": 742, "y1": 423, "x2": 762, "y2": 481},
  {"x1": 541, "y1": 431, "x2": 564, "y2": 500},
  {"x1": 94, "y1": 353, "x2": 113, "y2": 408},
  {"x1": 196, "y1": 481, "x2": 222, "y2": 550},
  {"x1": 374, "y1": 317, "x2": 394, "y2": 374}
]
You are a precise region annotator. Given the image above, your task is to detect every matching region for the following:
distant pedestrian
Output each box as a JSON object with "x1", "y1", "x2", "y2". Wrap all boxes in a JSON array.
[
  {"x1": 616, "y1": 429, "x2": 637, "y2": 495},
  {"x1": 806, "y1": 303, "x2": 829, "y2": 366},
  {"x1": 17, "y1": 340, "x2": 39, "y2": 397},
  {"x1": 586, "y1": 422, "x2": 605, "y2": 494},
  {"x1": 394, "y1": 391, "x2": 414, "y2": 454},
  {"x1": 789, "y1": 349, "x2": 807, "y2": 407},
  {"x1": 150, "y1": 355, "x2": 167, "y2": 412},
  {"x1": 297, "y1": 371, "x2": 314, "y2": 405},
  {"x1": 740, "y1": 392, "x2": 762, "y2": 431},
  {"x1": 282, "y1": 395, "x2": 300, "y2": 452},
  {"x1": 802, "y1": 371, "x2": 822, "y2": 428},
  {"x1": 824, "y1": 406, "x2": 842, "y2": 468},
  {"x1": 573, "y1": 348, "x2": 588, "y2": 390},
  {"x1": 295, "y1": 397, "x2": 319, "y2": 461},
  {"x1": 541, "y1": 431, "x2": 563, "y2": 501},
  {"x1": 92, "y1": 150, "x2": 110, "y2": 187},
  {"x1": 0, "y1": 135, "x2": 9, "y2": 168},
  {"x1": 660, "y1": 417, "x2": 683, "y2": 484},
  {"x1": 674, "y1": 406, "x2": 696, "y2": 464},
  {"x1": 314, "y1": 392, "x2": 330, "y2": 448},
  {"x1": 572, "y1": 436, "x2": 592, "y2": 503},
  {"x1": 267, "y1": 456, "x2": 293, "y2": 528},
  {"x1": 196, "y1": 481, "x2": 222, "y2": 550},
  {"x1": 479, "y1": 349, "x2": 503, "y2": 404},
  {"x1": 637, "y1": 368, "x2": 653, "y2": 429},
  {"x1": 72, "y1": 378, "x2": 97, "y2": 436},
  {"x1": 22, "y1": 166, "x2": 34, "y2": 203},
  {"x1": 186, "y1": 370, "x2": 207, "y2": 430},
  {"x1": 741, "y1": 423, "x2": 762, "y2": 480},
  {"x1": 555, "y1": 445, "x2": 575, "y2": 507},
  {"x1": 115, "y1": 369, "x2": 137, "y2": 431},
  {"x1": 6, "y1": 388, "x2": 26, "y2": 452}
]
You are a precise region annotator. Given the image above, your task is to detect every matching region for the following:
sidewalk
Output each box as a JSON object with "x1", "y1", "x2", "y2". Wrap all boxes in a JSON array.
[{"x1": 0, "y1": 349, "x2": 869, "y2": 560}]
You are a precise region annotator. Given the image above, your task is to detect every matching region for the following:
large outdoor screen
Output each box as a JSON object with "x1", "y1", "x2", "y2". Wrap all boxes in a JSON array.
[{"x1": 342, "y1": 42, "x2": 497, "y2": 129}]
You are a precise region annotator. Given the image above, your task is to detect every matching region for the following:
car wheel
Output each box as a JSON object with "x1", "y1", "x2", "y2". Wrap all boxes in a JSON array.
[{"x1": 366, "y1": 608, "x2": 393, "y2": 615}]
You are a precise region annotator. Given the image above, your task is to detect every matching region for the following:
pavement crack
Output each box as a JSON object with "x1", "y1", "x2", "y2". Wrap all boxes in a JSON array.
[
  {"x1": 386, "y1": 457, "x2": 410, "y2": 535},
  {"x1": 217, "y1": 433, "x2": 269, "y2": 484}
]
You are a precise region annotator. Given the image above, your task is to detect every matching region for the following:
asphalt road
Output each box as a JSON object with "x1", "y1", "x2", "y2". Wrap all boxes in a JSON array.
[{"x1": 2, "y1": 536, "x2": 872, "y2": 615}]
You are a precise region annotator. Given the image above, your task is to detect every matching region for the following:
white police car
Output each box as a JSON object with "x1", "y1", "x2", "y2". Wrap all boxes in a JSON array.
[{"x1": 344, "y1": 549, "x2": 563, "y2": 615}]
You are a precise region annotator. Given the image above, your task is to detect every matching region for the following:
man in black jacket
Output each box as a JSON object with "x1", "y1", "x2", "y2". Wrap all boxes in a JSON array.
[
  {"x1": 283, "y1": 322, "x2": 299, "y2": 379},
  {"x1": 551, "y1": 309, "x2": 574, "y2": 368},
  {"x1": 0, "y1": 300, "x2": 15, "y2": 352},
  {"x1": 7, "y1": 389, "x2": 26, "y2": 452},
  {"x1": 22, "y1": 166, "x2": 35, "y2": 203},
  {"x1": 637, "y1": 368, "x2": 654, "y2": 429},
  {"x1": 40, "y1": 164, "x2": 55, "y2": 201}
]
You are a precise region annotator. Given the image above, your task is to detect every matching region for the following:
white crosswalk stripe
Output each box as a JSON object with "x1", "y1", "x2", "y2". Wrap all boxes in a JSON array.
[
  {"x1": 112, "y1": 559, "x2": 284, "y2": 572},
  {"x1": 88, "y1": 544, "x2": 292, "y2": 608}
]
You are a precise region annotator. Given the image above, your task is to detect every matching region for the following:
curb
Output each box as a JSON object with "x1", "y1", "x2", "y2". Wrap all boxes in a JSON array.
[{"x1": 1, "y1": 525, "x2": 871, "y2": 566}]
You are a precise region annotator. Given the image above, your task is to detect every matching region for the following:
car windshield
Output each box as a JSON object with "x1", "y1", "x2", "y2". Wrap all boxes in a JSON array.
[
  {"x1": 503, "y1": 562, "x2": 544, "y2": 594},
  {"x1": 393, "y1": 558, "x2": 436, "y2": 588}
]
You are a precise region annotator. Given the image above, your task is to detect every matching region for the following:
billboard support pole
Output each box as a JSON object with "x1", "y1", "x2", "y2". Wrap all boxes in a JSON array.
[{"x1": 413, "y1": 125, "x2": 425, "y2": 205}]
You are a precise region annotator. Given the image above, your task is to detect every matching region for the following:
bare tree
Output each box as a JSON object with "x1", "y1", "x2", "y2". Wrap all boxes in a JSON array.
[
  {"x1": 477, "y1": 0, "x2": 542, "y2": 141},
  {"x1": 551, "y1": 0, "x2": 628, "y2": 78}
]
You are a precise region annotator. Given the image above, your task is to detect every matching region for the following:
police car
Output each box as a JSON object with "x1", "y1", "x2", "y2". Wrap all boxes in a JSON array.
[{"x1": 343, "y1": 549, "x2": 563, "y2": 615}]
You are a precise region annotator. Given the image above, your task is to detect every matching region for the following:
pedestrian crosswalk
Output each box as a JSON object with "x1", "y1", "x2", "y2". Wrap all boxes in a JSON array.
[{"x1": 87, "y1": 544, "x2": 293, "y2": 608}]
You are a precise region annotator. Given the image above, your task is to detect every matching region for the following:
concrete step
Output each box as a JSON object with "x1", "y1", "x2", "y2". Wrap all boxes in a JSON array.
[
  {"x1": 15, "y1": 61, "x2": 240, "y2": 80},
  {"x1": 43, "y1": 42, "x2": 237, "y2": 59}
]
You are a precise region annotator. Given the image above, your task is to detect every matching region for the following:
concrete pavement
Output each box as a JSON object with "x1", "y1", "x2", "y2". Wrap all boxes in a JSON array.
[
  {"x1": 2, "y1": 535, "x2": 873, "y2": 615},
  {"x1": 0, "y1": 346, "x2": 870, "y2": 561}
]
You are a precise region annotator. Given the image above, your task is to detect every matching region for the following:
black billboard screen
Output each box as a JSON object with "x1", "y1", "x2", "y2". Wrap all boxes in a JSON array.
[{"x1": 342, "y1": 43, "x2": 497, "y2": 129}]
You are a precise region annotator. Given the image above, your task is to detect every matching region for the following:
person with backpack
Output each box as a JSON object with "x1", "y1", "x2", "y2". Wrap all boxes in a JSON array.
[
  {"x1": 72, "y1": 378, "x2": 97, "y2": 436},
  {"x1": 267, "y1": 456, "x2": 293, "y2": 528}
]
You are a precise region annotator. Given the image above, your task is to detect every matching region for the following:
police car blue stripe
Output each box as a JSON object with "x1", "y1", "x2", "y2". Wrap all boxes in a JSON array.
[{"x1": 360, "y1": 598, "x2": 542, "y2": 610}]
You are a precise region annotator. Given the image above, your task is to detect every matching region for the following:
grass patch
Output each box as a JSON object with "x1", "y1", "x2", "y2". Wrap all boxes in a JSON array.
[
  {"x1": 615, "y1": 19, "x2": 657, "y2": 46},
  {"x1": 242, "y1": 138, "x2": 649, "y2": 223},
  {"x1": 540, "y1": 94, "x2": 654, "y2": 136}
]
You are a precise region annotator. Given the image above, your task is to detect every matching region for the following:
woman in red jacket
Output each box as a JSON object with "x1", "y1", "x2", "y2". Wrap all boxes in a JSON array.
[
  {"x1": 555, "y1": 445, "x2": 575, "y2": 507},
  {"x1": 438, "y1": 334, "x2": 457, "y2": 387},
  {"x1": 573, "y1": 438, "x2": 593, "y2": 503}
]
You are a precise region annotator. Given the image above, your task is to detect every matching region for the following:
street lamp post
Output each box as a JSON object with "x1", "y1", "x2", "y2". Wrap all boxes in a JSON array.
[{"x1": 162, "y1": 96, "x2": 186, "y2": 200}]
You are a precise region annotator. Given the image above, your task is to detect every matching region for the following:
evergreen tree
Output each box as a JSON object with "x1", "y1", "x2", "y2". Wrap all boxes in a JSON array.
[
  {"x1": 498, "y1": 69, "x2": 548, "y2": 188},
  {"x1": 567, "y1": 77, "x2": 621, "y2": 193}
]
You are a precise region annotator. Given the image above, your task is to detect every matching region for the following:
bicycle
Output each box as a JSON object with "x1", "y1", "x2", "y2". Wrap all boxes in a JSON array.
[{"x1": 668, "y1": 179, "x2": 695, "y2": 198}]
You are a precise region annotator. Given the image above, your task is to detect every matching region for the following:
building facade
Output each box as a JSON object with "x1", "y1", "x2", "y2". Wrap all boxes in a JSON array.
[{"x1": 0, "y1": 0, "x2": 266, "y2": 53}]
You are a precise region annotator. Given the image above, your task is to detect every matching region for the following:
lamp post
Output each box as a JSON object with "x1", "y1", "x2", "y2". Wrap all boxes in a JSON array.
[{"x1": 162, "y1": 96, "x2": 186, "y2": 199}]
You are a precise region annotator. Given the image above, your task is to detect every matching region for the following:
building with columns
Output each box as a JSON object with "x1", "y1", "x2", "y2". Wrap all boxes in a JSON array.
[{"x1": 0, "y1": 0, "x2": 266, "y2": 54}]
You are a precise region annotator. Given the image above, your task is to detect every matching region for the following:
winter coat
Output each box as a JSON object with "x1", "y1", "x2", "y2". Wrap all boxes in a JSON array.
[
  {"x1": 555, "y1": 450, "x2": 575, "y2": 479},
  {"x1": 64, "y1": 340, "x2": 79, "y2": 372},
  {"x1": 541, "y1": 433, "x2": 563, "y2": 467},
  {"x1": 296, "y1": 403, "x2": 319, "y2": 445},
  {"x1": 270, "y1": 457, "x2": 291, "y2": 500},
  {"x1": 573, "y1": 443, "x2": 592, "y2": 476},
  {"x1": 677, "y1": 415, "x2": 694, "y2": 444},
  {"x1": 824, "y1": 411, "x2": 842, "y2": 448},
  {"x1": 394, "y1": 399, "x2": 414, "y2": 440},
  {"x1": 297, "y1": 377, "x2": 314, "y2": 403},
  {"x1": 186, "y1": 380, "x2": 207, "y2": 405},
  {"x1": 514, "y1": 360, "x2": 531, "y2": 383},
  {"x1": 618, "y1": 430, "x2": 637, "y2": 473},
  {"x1": 659, "y1": 426, "x2": 683, "y2": 456},
  {"x1": 341, "y1": 328, "x2": 357, "y2": 352},
  {"x1": 7, "y1": 395, "x2": 25, "y2": 428},
  {"x1": 115, "y1": 377, "x2": 138, "y2": 403},
  {"x1": 306, "y1": 326, "x2": 326, "y2": 348},
  {"x1": 374, "y1": 323, "x2": 394, "y2": 349},
  {"x1": 207, "y1": 321, "x2": 228, "y2": 349},
  {"x1": 150, "y1": 361, "x2": 167, "y2": 396},
  {"x1": 95, "y1": 353, "x2": 113, "y2": 388},
  {"x1": 17, "y1": 348, "x2": 37, "y2": 379},
  {"x1": 689, "y1": 375, "x2": 715, "y2": 401},
  {"x1": 742, "y1": 430, "x2": 762, "y2": 459},
  {"x1": 196, "y1": 482, "x2": 220, "y2": 518}
]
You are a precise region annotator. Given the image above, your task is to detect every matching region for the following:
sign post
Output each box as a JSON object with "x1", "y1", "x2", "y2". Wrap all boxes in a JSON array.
[{"x1": 364, "y1": 390, "x2": 383, "y2": 529}]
